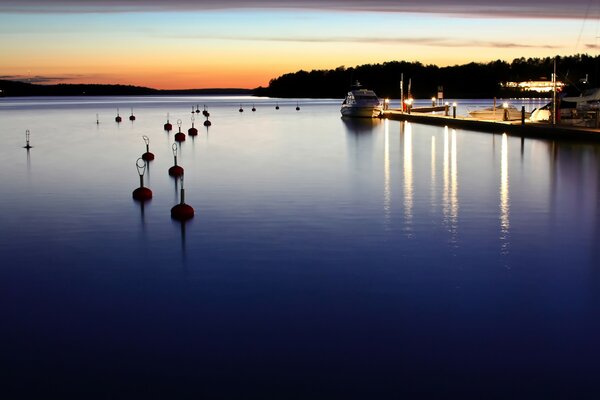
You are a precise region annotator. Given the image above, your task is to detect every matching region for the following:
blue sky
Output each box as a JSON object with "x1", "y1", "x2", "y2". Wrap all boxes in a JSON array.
[{"x1": 1, "y1": 1, "x2": 598, "y2": 88}]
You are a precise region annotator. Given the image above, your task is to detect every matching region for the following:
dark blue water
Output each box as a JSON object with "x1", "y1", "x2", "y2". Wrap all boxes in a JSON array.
[{"x1": 1, "y1": 96, "x2": 599, "y2": 399}]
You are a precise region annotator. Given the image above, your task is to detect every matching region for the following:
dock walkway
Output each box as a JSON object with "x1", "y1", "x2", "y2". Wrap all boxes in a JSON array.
[{"x1": 383, "y1": 109, "x2": 600, "y2": 142}]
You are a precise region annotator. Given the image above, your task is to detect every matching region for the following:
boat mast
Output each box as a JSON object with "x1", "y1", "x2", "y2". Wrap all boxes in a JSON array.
[
  {"x1": 552, "y1": 57, "x2": 557, "y2": 126},
  {"x1": 400, "y1": 73, "x2": 404, "y2": 113}
]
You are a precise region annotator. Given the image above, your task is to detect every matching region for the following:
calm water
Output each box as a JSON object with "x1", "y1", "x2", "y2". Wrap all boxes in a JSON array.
[{"x1": 1, "y1": 96, "x2": 599, "y2": 399}]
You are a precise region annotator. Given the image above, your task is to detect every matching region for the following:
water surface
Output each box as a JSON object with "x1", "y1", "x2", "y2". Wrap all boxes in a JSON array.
[{"x1": 1, "y1": 96, "x2": 599, "y2": 399}]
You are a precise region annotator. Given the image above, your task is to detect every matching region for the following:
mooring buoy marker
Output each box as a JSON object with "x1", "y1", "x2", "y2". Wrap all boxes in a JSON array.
[
  {"x1": 24, "y1": 129, "x2": 32, "y2": 149},
  {"x1": 174, "y1": 119, "x2": 186, "y2": 142},
  {"x1": 164, "y1": 113, "x2": 173, "y2": 131},
  {"x1": 188, "y1": 116, "x2": 198, "y2": 136},
  {"x1": 168, "y1": 143, "x2": 184, "y2": 177},
  {"x1": 132, "y1": 158, "x2": 152, "y2": 201},
  {"x1": 142, "y1": 135, "x2": 154, "y2": 161},
  {"x1": 115, "y1": 108, "x2": 122, "y2": 123},
  {"x1": 129, "y1": 108, "x2": 136, "y2": 121},
  {"x1": 171, "y1": 175, "x2": 194, "y2": 220}
]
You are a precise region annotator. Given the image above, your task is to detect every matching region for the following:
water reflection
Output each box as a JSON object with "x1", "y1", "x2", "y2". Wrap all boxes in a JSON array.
[
  {"x1": 443, "y1": 128, "x2": 459, "y2": 245},
  {"x1": 383, "y1": 119, "x2": 391, "y2": 228},
  {"x1": 402, "y1": 122, "x2": 413, "y2": 235},
  {"x1": 431, "y1": 136, "x2": 436, "y2": 209},
  {"x1": 341, "y1": 117, "x2": 381, "y2": 135},
  {"x1": 500, "y1": 133, "x2": 510, "y2": 256}
]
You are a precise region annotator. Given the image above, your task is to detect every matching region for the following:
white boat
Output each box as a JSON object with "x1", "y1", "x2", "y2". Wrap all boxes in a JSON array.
[
  {"x1": 562, "y1": 87, "x2": 600, "y2": 111},
  {"x1": 469, "y1": 104, "x2": 530, "y2": 121},
  {"x1": 340, "y1": 82, "x2": 383, "y2": 118}
]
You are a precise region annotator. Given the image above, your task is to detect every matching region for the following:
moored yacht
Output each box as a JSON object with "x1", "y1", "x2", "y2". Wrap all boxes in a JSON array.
[{"x1": 341, "y1": 82, "x2": 383, "y2": 118}]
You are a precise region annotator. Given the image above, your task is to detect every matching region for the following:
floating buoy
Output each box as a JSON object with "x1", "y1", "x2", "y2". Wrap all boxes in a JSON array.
[
  {"x1": 203, "y1": 118, "x2": 211, "y2": 127},
  {"x1": 188, "y1": 116, "x2": 198, "y2": 136},
  {"x1": 171, "y1": 176, "x2": 194, "y2": 220},
  {"x1": 252, "y1": 104, "x2": 256, "y2": 112},
  {"x1": 132, "y1": 158, "x2": 152, "y2": 201},
  {"x1": 296, "y1": 102, "x2": 300, "y2": 111},
  {"x1": 196, "y1": 104, "x2": 201, "y2": 114},
  {"x1": 203, "y1": 105, "x2": 210, "y2": 117},
  {"x1": 275, "y1": 103, "x2": 279, "y2": 110},
  {"x1": 115, "y1": 108, "x2": 122, "y2": 123},
  {"x1": 191, "y1": 105, "x2": 196, "y2": 114},
  {"x1": 129, "y1": 108, "x2": 136, "y2": 121},
  {"x1": 168, "y1": 143, "x2": 184, "y2": 177},
  {"x1": 24, "y1": 129, "x2": 32, "y2": 149},
  {"x1": 239, "y1": 105, "x2": 243, "y2": 113},
  {"x1": 174, "y1": 119, "x2": 186, "y2": 142},
  {"x1": 96, "y1": 113, "x2": 100, "y2": 124},
  {"x1": 141, "y1": 135, "x2": 154, "y2": 161},
  {"x1": 164, "y1": 113, "x2": 173, "y2": 131}
]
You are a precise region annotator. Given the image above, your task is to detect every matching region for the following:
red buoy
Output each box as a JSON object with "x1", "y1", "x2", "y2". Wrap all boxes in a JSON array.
[
  {"x1": 174, "y1": 119, "x2": 185, "y2": 142},
  {"x1": 171, "y1": 203, "x2": 194, "y2": 220},
  {"x1": 164, "y1": 113, "x2": 173, "y2": 131},
  {"x1": 203, "y1": 119, "x2": 211, "y2": 127},
  {"x1": 141, "y1": 135, "x2": 154, "y2": 161},
  {"x1": 169, "y1": 165, "x2": 184, "y2": 176},
  {"x1": 168, "y1": 143, "x2": 184, "y2": 177},
  {"x1": 202, "y1": 105, "x2": 210, "y2": 117},
  {"x1": 171, "y1": 176, "x2": 194, "y2": 220},
  {"x1": 188, "y1": 117, "x2": 198, "y2": 136},
  {"x1": 132, "y1": 158, "x2": 152, "y2": 201},
  {"x1": 129, "y1": 108, "x2": 136, "y2": 121},
  {"x1": 133, "y1": 186, "x2": 152, "y2": 201}
]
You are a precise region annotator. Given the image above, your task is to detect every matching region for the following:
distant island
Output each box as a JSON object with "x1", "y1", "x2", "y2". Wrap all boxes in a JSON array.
[
  {"x1": 0, "y1": 80, "x2": 252, "y2": 97},
  {"x1": 2, "y1": 54, "x2": 598, "y2": 99}
]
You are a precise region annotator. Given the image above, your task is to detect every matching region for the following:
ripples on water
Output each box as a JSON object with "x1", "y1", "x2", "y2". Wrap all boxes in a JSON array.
[{"x1": 1, "y1": 96, "x2": 599, "y2": 398}]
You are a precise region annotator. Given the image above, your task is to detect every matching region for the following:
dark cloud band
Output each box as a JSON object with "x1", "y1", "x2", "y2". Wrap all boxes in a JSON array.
[{"x1": 0, "y1": 0, "x2": 593, "y2": 19}]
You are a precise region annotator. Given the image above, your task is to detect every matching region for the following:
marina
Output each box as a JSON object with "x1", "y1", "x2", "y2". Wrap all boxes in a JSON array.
[{"x1": 384, "y1": 108, "x2": 600, "y2": 142}]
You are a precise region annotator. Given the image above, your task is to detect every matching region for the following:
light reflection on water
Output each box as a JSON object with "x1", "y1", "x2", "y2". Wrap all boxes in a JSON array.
[{"x1": 1, "y1": 96, "x2": 600, "y2": 398}]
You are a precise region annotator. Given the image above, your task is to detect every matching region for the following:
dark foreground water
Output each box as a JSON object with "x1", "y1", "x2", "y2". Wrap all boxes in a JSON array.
[{"x1": 0, "y1": 96, "x2": 599, "y2": 399}]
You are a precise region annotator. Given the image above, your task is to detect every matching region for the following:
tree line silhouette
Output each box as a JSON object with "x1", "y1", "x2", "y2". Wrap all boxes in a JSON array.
[{"x1": 256, "y1": 54, "x2": 600, "y2": 99}]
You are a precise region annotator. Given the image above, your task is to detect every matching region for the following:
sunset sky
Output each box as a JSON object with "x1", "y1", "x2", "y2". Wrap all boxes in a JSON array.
[{"x1": 1, "y1": 0, "x2": 599, "y2": 89}]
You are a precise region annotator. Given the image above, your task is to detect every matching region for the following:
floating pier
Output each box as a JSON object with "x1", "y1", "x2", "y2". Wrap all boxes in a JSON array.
[{"x1": 383, "y1": 109, "x2": 600, "y2": 142}]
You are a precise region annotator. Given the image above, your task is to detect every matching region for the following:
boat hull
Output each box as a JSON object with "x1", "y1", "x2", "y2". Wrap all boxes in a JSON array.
[
  {"x1": 469, "y1": 108, "x2": 530, "y2": 121},
  {"x1": 340, "y1": 105, "x2": 383, "y2": 118}
]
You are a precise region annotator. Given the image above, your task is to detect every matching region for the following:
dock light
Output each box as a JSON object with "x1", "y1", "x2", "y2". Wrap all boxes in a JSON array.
[
  {"x1": 502, "y1": 102, "x2": 509, "y2": 121},
  {"x1": 452, "y1": 102, "x2": 457, "y2": 119},
  {"x1": 405, "y1": 98, "x2": 413, "y2": 114},
  {"x1": 431, "y1": 97, "x2": 436, "y2": 107},
  {"x1": 384, "y1": 98, "x2": 390, "y2": 110}
]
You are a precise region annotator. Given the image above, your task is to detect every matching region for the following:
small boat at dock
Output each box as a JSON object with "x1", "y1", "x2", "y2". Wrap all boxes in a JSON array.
[
  {"x1": 341, "y1": 82, "x2": 383, "y2": 118},
  {"x1": 469, "y1": 104, "x2": 530, "y2": 121}
]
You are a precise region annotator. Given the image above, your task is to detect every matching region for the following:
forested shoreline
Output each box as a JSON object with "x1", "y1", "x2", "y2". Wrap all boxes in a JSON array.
[{"x1": 256, "y1": 54, "x2": 600, "y2": 99}]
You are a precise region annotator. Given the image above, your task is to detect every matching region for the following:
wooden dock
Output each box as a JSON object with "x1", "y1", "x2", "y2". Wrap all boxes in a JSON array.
[{"x1": 383, "y1": 109, "x2": 600, "y2": 143}]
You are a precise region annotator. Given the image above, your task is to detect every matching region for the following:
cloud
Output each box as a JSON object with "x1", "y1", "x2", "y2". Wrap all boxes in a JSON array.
[
  {"x1": 167, "y1": 33, "x2": 562, "y2": 49},
  {"x1": 0, "y1": 0, "x2": 594, "y2": 19}
]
